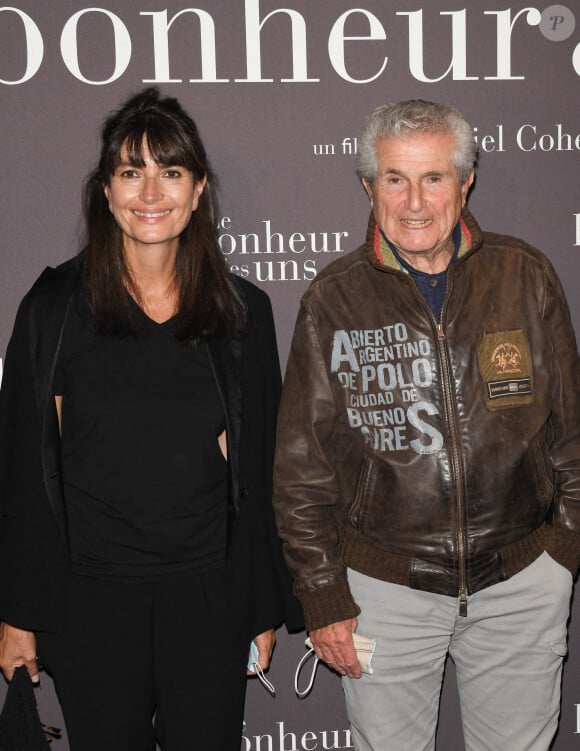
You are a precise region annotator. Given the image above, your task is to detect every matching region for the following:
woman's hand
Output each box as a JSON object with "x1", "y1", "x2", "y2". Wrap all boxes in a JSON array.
[
  {"x1": 247, "y1": 628, "x2": 276, "y2": 674},
  {"x1": 0, "y1": 621, "x2": 39, "y2": 683}
]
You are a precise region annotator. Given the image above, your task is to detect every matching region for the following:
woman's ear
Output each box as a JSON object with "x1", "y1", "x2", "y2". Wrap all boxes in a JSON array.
[{"x1": 192, "y1": 174, "x2": 208, "y2": 211}]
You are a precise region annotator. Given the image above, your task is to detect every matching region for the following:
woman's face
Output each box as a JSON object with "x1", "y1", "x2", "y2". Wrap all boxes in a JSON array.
[{"x1": 104, "y1": 139, "x2": 206, "y2": 256}]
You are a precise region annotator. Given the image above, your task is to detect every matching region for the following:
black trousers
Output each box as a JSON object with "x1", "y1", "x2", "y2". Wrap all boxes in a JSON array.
[{"x1": 37, "y1": 569, "x2": 249, "y2": 751}]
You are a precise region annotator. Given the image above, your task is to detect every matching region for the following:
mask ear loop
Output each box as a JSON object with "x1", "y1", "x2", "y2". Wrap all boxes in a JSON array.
[
  {"x1": 249, "y1": 661, "x2": 276, "y2": 695},
  {"x1": 294, "y1": 645, "x2": 319, "y2": 698}
]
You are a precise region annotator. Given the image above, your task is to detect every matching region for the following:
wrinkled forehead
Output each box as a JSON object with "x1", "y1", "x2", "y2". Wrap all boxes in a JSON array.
[{"x1": 375, "y1": 131, "x2": 456, "y2": 169}]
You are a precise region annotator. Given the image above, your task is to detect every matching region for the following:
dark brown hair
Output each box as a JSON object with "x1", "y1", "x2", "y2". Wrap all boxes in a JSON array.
[{"x1": 82, "y1": 87, "x2": 245, "y2": 340}]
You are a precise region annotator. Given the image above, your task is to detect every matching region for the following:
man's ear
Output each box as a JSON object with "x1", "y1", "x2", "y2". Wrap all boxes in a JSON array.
[
  {"x1": 461, "y1": 169, "x2": 475, "y2": 206},
  {"x1": 362, "y1": 178, "x2": 373, "y2": 207}
]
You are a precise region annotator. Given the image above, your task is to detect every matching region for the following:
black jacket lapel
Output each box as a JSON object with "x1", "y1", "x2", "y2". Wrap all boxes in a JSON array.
[
  {"x1": 205, "y1": 337, "x2": 243, "y2": 519},
  {"x1": 28, "y1": 260, "x2": 80, "y2": 543}
]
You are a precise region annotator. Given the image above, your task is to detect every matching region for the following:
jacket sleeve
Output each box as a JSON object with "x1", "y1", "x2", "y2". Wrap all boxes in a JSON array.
[
  {"x1": 234, "y1": 284, "x2": 303, "y2": 637},
  {"x1": 0, "y1": 293, "x2": 68, "y2": 632},
  {"x1": 541, "y1": 263, "x2": 580, "y2": 574},
  {"x1": 273, "y1": 302, "x2": 360, "y2": 631}
]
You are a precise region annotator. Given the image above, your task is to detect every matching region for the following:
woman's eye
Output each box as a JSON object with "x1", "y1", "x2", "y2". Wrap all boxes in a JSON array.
[
  {"x1": 164, "y1": 169, "x2": 182, "y2": 178},
  {"x1": 119, "y1": 169, "x2": 139, "y2": 178}
]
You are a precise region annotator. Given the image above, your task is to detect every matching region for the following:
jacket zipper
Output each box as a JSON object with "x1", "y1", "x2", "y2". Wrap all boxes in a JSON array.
[
  {"x1": 397, "y1": 272, "x2": 469, "y2": 615},
  {"x1": 436, "y1": 321, "x2": 468, "y2": 616},
  {"x1": 374, "y1": 239, "x2": 473, "y2": 614},
  {"x1": 376, "y1": 264, "x2": 470, "y2": 614}
]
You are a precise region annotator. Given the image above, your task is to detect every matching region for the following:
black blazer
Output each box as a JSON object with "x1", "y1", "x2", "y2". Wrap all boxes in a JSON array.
[{"x1": 0, "y1": 255, "x2": 302, "y2": 638}]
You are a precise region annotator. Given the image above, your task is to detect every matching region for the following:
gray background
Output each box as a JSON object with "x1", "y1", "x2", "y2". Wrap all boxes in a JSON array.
[{"x1": 0, "y1": 1, "x2": 579, "y2": 748}]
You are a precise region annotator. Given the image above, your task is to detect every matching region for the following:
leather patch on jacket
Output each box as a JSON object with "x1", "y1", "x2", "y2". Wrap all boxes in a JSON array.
[{"x1": 477, "y1": 329, "x2": 533, "y2": 410}]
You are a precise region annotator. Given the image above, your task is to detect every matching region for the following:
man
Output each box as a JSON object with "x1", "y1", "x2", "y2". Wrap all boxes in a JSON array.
[{"x1": 274, "y1": 100, "x2": 580, "y2": 750}]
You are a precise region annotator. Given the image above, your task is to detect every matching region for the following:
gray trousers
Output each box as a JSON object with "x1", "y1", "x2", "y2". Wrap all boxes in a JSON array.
[{"x1": 344, "y1": 552, "x2": 572, "y2": 751}]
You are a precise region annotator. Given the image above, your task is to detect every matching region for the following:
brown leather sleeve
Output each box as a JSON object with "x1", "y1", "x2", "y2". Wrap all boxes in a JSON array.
[
  {"x1": 273, "y1": 303, "x2": 360, "y2": 630},
  {"x1": 541, "y1": 263, "x2": 580, "y2": 572}
]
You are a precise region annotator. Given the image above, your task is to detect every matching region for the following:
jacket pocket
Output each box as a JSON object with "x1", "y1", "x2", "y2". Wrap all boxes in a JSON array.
[
  {"x1": 348, "y1": 454, "x2": 375, "y2": 529},
  {"x1": 529, "y1": 431, "x2": 554, "y2": 507}
]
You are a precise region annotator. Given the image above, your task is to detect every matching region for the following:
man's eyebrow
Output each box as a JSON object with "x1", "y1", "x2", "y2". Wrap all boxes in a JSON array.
[{"x1": 381, "y1": 168, "x2": 447, "y2": 176}]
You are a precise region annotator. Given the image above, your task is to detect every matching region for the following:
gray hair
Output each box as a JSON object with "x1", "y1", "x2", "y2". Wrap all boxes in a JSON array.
[{"x1": 356, "y1": 99, "x2": 477, "y2": 185}]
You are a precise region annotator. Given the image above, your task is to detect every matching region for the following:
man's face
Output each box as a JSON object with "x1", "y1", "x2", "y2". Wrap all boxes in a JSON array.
[{"x1": 363, "y1": 131, "x2": 474, "y2": 270}]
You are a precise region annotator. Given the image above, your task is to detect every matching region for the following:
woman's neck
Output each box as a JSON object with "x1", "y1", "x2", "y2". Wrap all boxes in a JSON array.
[{"x1": 124, "y1": 243, "x2": 179, "y2": 323}]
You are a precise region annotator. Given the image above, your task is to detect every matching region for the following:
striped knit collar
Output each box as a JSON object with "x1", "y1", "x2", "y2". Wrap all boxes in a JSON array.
[{"x1": 371, "y1": 216, "x2": 473, "y2": 271}]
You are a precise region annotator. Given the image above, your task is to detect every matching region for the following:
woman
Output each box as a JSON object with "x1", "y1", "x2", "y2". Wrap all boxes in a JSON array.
[{"x1": 0, "y1": 88, "x2": 301, "y2": 750}]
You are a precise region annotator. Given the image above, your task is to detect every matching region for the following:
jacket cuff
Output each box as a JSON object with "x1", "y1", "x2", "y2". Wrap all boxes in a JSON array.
[
  {"x1": 297, "y1": 577, "x2": 361, "y2": 632},
  {"x1": 544, "y1": 525, "x2": 580, "y2": 576}
]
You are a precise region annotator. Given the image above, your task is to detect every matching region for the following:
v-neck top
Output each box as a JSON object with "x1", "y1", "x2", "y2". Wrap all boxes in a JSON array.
[{"x1": 54, "y1": 293, "x2": 228, "y2": 581}]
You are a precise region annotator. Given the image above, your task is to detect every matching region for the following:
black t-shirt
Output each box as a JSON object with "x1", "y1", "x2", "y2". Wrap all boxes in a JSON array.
[{"x1": 55, "y1": 294, "x2": 228, "y2": 581}]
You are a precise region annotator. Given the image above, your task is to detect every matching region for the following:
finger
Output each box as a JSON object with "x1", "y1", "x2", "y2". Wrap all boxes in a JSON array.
[
  {"x1": 325, "y1": 646, "x2": 362, "y2": 677},
  {"x1": 343, "y1": 658, "x2": 363, "y2": 679},
  {"x1": 26, "y1": 658, "x2": 40, "y2": 684},
  {"x1": 254, "y1": 632, "x2": 275, "y2": 670},
  {"x1": 330, "y1": 661, "x2": 361, "y2": 678},
  {"x1": 315, "y1": 640, "x2": 348, "y2": 665},
  {"x1": 258, "y1": 652, "x2": 272, "y2": 670},
  {"x1": 1, "y1": 661, "x2": 37, "y2": 683},
  {"x1": 257, "y1": 645, "x2": 272, "y2": 670},
  {"x1": 312, "y1": 645, "x2": 332, "y2": 665}
]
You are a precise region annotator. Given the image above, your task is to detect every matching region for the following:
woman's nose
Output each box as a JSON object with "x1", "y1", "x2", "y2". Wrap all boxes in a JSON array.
[{"x1": 140, "y1": 176, "x2": 162, "y2": 203}]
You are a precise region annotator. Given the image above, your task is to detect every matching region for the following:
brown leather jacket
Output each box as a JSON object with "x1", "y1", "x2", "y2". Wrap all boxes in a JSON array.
[{"x1": 274, "y1": 209, "x2": 580, "y2": 630}]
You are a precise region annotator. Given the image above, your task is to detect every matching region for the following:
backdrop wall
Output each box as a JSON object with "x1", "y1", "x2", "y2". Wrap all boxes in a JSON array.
[{"x1": 1, "y1": 2, "x2": 579, "y2": 748}]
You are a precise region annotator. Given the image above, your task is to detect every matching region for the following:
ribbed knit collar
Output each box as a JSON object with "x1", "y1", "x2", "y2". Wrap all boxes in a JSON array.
[{"x1": 369, "y1": 212, "x2": 474, "y2": 271}]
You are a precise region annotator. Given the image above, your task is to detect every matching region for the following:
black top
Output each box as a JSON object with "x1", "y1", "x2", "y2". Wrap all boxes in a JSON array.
[
  {"x1": 55, "y1": 294, "x2": 228, "y2": 581},
  {"x1": 0, "y1": 256, "x2": 303, "y2": 635}
]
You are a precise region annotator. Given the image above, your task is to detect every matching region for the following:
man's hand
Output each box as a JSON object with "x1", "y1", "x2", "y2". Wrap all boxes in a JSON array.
[
  {"x1": 309, "y1": 618, "x2": 362, "y2": 678},
  {"x1": 247, "y1": 628, "x2": 276, "y2": 674},
  {"x1": 0, "y1": 621, "x2": 39, "y2": 683}
]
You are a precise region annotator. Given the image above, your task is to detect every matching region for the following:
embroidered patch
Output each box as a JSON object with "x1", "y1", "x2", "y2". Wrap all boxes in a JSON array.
[{"x1": 477, "y1": 330, "x2": 533, "y2": 411}]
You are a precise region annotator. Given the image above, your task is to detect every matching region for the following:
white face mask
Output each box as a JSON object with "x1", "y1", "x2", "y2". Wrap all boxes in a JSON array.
[
  {"x1": 247, "y1": 640, "x2": 275, "y2": 694},
  {"x1": 295, "y1": 633, "x2": 377, "y2": 698}
]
